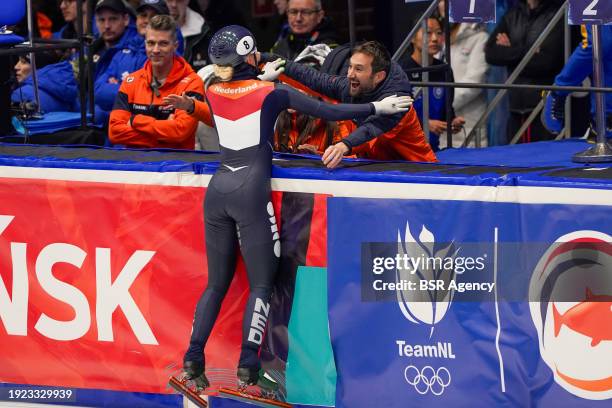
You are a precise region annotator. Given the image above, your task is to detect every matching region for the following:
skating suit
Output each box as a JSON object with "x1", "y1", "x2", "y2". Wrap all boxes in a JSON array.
[{"x1": 184, "y1": 69, "x2": 375, "y2": 370}]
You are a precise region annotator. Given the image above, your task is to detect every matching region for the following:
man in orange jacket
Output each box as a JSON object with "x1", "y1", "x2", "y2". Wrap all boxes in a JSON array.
[{"x1": 109, "y1": 14, "x2": 208, "y2": 149}]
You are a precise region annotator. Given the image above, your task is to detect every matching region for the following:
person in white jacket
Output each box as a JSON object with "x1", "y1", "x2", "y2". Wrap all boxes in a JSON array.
[
  {"x1": 437, "y1": 1, "x2": 490, "y2": 148},
  {"x1": 445, "y1": 23, "x2": 490, "y2": 148}
]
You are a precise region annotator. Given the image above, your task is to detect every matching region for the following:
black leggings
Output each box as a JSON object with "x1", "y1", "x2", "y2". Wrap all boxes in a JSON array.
[{"x1": 184, "y1": 164, "x2": 280, "y2": 370}]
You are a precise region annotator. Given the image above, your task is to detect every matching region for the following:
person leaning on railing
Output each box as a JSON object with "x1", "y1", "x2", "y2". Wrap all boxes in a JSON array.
[{"x1": 262, "y1": 40, "x2": 437, "y2": 168}]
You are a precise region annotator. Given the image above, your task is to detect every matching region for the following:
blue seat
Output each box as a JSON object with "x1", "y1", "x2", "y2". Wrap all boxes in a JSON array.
[{"x1": 0, "y1": 1, "x2": 26, "y2": 45}]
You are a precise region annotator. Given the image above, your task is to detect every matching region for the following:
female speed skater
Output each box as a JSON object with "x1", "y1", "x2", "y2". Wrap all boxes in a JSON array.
[{"x1": 164, "y1": 25, "x2": 412, "y2": 391}]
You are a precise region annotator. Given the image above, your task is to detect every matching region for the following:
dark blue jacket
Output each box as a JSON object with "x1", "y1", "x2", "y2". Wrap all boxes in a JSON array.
[
  {"x1": 277, "y1": 56, "x2": 413, "y2": 149},
  {"x1": 401, "y1": 56, "x2": 455, "y2": 151},
  {"x1": 12, "y1": 61, "x2": 79, "y2": 113},
  {"x1": 93, "y1": 26, "x2": 147, "y2": 115}
]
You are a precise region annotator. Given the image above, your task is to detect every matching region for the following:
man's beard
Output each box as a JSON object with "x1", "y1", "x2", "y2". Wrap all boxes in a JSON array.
[{"x1": 350, "y1": 82, "x2": 374, "y2": 98}]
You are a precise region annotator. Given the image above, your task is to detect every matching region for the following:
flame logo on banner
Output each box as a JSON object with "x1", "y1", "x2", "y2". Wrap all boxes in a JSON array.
[{"x1": 396, "y1": 222, "x2": 457, "y2": 337}]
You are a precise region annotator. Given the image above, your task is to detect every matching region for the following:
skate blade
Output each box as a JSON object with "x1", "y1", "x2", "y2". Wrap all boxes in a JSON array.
[
  {"x1": 218, "y1": 387, "x2": 292, "y2": 408},
  {"x1": 169, "y1": 376, "x2": 209, "y2": 408}
]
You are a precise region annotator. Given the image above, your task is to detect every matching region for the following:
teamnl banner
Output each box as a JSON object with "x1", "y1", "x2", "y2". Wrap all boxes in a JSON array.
[
  {"x1": 328, "y1": 197, "x2": 612, "y2": 408},
  {"x1": 0, "y1": 175, "x2": 327, "y2": 399}
]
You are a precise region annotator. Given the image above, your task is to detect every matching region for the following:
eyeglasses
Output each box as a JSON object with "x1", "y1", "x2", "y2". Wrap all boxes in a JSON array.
[{"x1": 287, "y1": 8, "x2": 321, "y2": 17}]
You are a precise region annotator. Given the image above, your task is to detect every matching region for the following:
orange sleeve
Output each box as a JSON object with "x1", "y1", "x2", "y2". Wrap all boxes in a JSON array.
[
  {"x1": 109, "y1": 82, "x2": 155, "y2": 147},
  {"x1": 192, "y1": 99, "x2": 212, "y2": 126},
  {"x1": 131, "y1": 76, "x2": 205, "y2": 144},
  {"x1": 131, "y1": 110, "x2": 199, "y2": 144},
  {"x1": 109, "y1": 108, "x2": 156, "y2": 147}
]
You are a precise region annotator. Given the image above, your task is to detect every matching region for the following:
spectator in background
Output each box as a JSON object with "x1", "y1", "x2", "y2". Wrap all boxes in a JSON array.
[
  {"x1": 11, "y1": 52, "x2": 79, "y2": 113},
  {"x1": 33, "y1": 0, "x2": 53, "y2": 39},
  {"x1": 197, "y1": 0, "x2": 247, "y2": 33},
  {"x1": 275, "y1": 111, "x2": 353, "y2": 154},
  {"x1": 437, "y1": 0, "x2": 489, "y2": 148},
  {"x1": 274, "y1": 0, "x2": 288, "y2": 15},
  {"x1": 400, "y1": 16, "x2": 464, "y2": 151},
  {"x1": 274, "y1": 52, "x2": 354, "y2": 154},
  {"x1": 109, "y1": 15, "x2": 204, "y2": 148},
  {"x1": 272, "y1": 0, "x2": 289, "y2": 42},
  {"x1": 136, "y1": 0, "x2": 170, "y2": 36},
  {"x1": 54, "y1": 0, "x2": 90, "y2": 40},
  {"x1": 543, "y1": 25, "x2": 612, "y2": 139},
  {"x1": 134, "y1": 0, "x2": 184, "y2": 54},
  {"x1": 166, "y1": 0, "x2": 211, "y2": 70},
  {"x1": 92, "y1": 0, "x2": 146, "y2": 124},
  {"x1": 126, "y1": 0, "x2": 140, "y2": 9},
  {"x1": 447, "y1": 23, "x2": 488, "y2": 147},
  {"x1": 271, "y1": 0, "x2": 338, "y2": 60},
  {"x1": 485, "y1": 0, "x2": 564, "y2": 143}
]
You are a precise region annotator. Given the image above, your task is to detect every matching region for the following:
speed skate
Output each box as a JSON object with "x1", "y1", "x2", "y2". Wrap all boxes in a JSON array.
[
  {"x1": 168, "y1": 372, "x2": 211, "y2": 408},
  {"x1": 218, "y1": 368, "x2": 291, "y2": 408}
]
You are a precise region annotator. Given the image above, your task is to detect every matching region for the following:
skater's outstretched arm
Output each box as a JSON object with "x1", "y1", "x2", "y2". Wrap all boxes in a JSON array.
[{"x1": 274, "y1": 83, "x2": 412, "y2": 121}]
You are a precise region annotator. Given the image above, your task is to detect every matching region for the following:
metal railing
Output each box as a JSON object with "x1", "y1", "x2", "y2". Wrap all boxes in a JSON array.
[
  {"x1": 392, "y1": 0, "x2": 611, "y2": 150},
  {"x1": 0, "y1": 0, "x2": 93, "y2": 128},
  {"x1": 462, "y1": 1, "x2": 568, "y2": 146}
]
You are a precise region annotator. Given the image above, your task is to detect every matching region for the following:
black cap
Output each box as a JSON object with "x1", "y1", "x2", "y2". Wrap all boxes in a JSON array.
[
  {"x1": 95, "y1": 0, "x2": 130, "y2": 14},
  {"x1": 136, "y1": 0, "x2": 170, "y2": 15}
]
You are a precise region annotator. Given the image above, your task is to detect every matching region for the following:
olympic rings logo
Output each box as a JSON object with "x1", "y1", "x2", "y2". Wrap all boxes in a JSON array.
[{"x1": 404, "y1": 365, "x2": 451, "y2": 396}]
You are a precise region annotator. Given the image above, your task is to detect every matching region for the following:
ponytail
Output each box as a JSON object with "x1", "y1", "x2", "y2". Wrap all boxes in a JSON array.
[{"x1": 205, "y1": 64, "x2": 234, "y2": 92}]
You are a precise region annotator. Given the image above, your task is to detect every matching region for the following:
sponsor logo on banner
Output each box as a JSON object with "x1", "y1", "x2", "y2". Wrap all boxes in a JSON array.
[
  {"x1": 396, "y1": 221, "x2": 457, "y2": 330},
  {"x1": 0, "y1": 214, "x2": 158, "y2": 344},
  {"x1": 529, "y1": 231, "x2": 612, "y2": 400},
  {"x1": 396, "y1": 221, "x2": 457, "y2": 396},
  {"x1": 404, "y1": 365, "x2": 451, "y2": 396},
  {"x1": 0, "y1": 178, "x2": 212, "y2": 394}
]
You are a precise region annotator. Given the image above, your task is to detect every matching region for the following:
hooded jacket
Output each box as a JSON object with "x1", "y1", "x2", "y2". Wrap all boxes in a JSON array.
[
  {"x1": 93, "y1": 26, "x2": 147, "y2": 114},
  {"x1": 275, "y1": 56, "x2": 436, "y2": 162},
  {"x1": 109, "y1": 55, "x2": 205, "y2": 149},
  {"x1": 485, "y1": 0, "x2": 565, "y2": 113},
  {"x1": 181, "y1": 7, "x2": 212, "y2": 72},
  {"x1": 271, "y1": 16, "x2": 338, "y2": 60},
  {"x1": 11, "y1": 60, "x2": 79, "y2": 113}
]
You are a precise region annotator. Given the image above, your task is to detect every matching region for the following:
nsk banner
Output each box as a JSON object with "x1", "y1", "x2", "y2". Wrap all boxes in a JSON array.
[
  {"x1": 0, "y1": 177, "x2": 328, "y2": 400},
  {"x1": 328, "y1": 197, "x2": 611, "y2": 408}
]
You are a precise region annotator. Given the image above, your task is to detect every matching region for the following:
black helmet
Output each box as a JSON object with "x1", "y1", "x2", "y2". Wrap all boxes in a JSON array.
[{"x1": 208, "y1": 25, "x2": 257, "y2": 67}]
